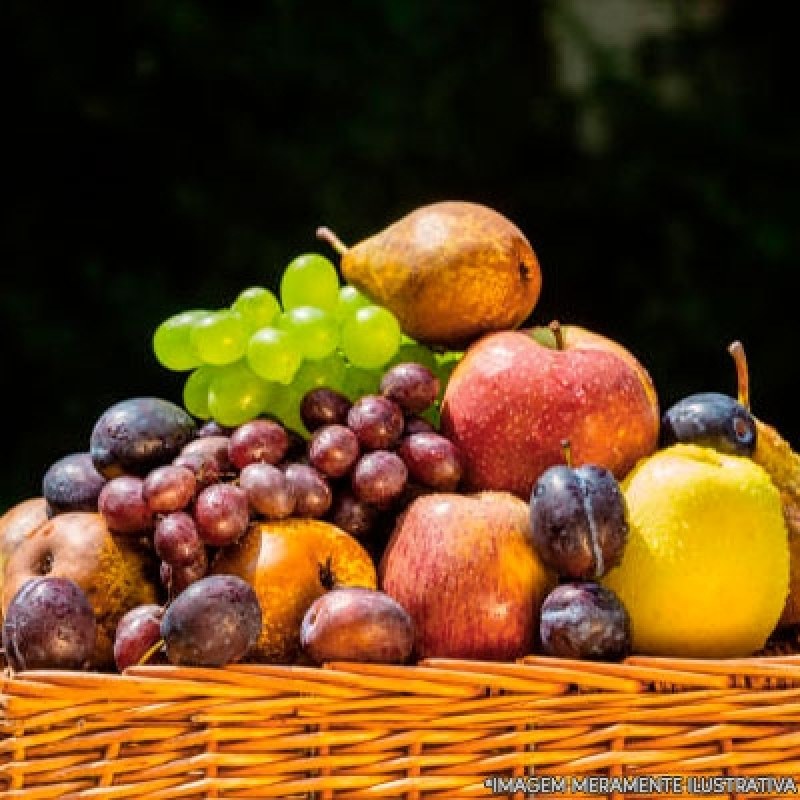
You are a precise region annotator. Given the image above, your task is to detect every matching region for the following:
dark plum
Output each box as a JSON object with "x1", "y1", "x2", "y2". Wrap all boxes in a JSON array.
[
  {"x1": 113, "y1": 603, "x2": 165, "y2": 671},
  {"x1": 529, "y1": 464, "x2": 628, "y2": 580},
  {"x1": 3, "y1": 576, "x2": 97, "y2": 671},
  {"x1": 397, "y1": 432, "x2": 464, "y2": 491},
  {"x1": 346, "y1": 395, "x2": 405, "y2": 451},
  {"x1": 228, "y1": 419, "x2": 290, "y2": 469},
  {"x1": 660, "y1": 392, "x2": 757, "y2": 456},
  {"x1": 300, "y1": 387, "x2": 352, "y2": 431},
  {"x1": 161, "y1": 574, "x2": 262, "y2": 667},
  {"x1": 90, "y1": 396, "x2": 197, "y2": 478},
  {"x1": 380, "y1": 362, "x2": 440, "y2": 414},
  {"x1": 308, "y1": 424, "x2": 361, "y2": 478},
  {"x1": 42, "y1": 452, "x2": 108, "y2": 515},
  {"x1": 539, "y1": 582, "x2": 632, "y2": 661}
]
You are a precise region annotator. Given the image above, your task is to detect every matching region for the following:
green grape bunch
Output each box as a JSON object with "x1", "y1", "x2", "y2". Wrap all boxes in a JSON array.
[{"x1": 152, "y1": 251, "x2": 461, "y2": 433}]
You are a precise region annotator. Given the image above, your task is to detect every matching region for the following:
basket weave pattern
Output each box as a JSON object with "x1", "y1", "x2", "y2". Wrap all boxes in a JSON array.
[{"x1": 4, "y1": 654, "x2": 800, "y2": 799}]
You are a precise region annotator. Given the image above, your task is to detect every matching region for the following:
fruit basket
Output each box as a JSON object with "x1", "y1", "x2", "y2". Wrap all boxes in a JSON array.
[{"x1": 4, "y1": 653, "x2": 800, "y2": 799}]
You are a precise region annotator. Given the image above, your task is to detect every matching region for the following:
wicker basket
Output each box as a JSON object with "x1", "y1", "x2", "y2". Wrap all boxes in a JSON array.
[{"x1": 4, "y1": 653, "x2": 800, "y2": 799}]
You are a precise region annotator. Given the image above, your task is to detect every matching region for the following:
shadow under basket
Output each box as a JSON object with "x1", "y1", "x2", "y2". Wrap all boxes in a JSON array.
[{"x1": 4, "y1": 652, "x2": 800, "y2": 799}]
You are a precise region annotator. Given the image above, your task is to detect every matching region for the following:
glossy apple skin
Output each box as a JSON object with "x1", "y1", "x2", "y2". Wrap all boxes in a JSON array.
[
  {"x1": 440, "y1": 327, "x2": 660, "y2": 499},
  {"x1": 379, "y1": 491, "x2": 555, "y2": 661}
]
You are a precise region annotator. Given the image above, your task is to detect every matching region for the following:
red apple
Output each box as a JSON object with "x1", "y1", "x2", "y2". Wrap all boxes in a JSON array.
[
  {"x1": 440, "y1": 323, "x2": 660, "y2": 499},
  {"x1": 379, "y1": 491, "x2": 555, "y2": 661}
]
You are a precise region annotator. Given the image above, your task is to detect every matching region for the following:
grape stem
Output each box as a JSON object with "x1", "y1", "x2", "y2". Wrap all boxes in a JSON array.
[
  {"x1": 728, "y1": 340, "x2": 750, "y2": 411},
  {"x1": 316, "y1": 226, "x2": 349, "y2": 256},
  {"x1": 136, "y1": 637, "x2": 166, "y2": 668}
]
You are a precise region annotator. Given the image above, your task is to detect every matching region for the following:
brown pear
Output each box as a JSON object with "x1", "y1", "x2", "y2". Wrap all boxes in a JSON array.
[{"x1": 317, "y1": 201, "x2": 542, "y2": 348}]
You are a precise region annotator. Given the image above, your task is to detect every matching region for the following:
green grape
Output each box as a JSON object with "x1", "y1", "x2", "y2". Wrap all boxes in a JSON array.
[
  {"x1": 387, "y1": 340, "x2": 439, "y2": 373},
  {"x1": 293, "y1": 352, "x2": 349, "y2": 396},
  {"x1": 189, "y1": 310, "x2": 248, "y2": 365},
  {"x1": 342, "y1": 364, "x2": 382, "y2": 401},
  {"x1": 280, "y1": 253, "x2": 340, "y2": 312},
  {"x1": 182, "y1": 365, "x2": 218, "y2": 420},
  {"x1": 152, "y1": 309, "x2": 209, "y2": 371},
  {"x1": 335, "y1": 285, "x2": 371, "y2": 322},
  {"x1": 231, "y1": 287, "x2": 281, "y2": 334},
  {"x1": 246, "y1": 326, "x2": 303, "y2": 385},
  {"x1": 267, "y1": 383, "x2": 309, "y2": 438},
  {"x1": 207, "y1": 361, "x2": 274, "y2": 427},
  {"x1": 279, "y1": 306, "x2": 339, "y2": 360},
  {"x1": 340, "y1": 305, "x2": 402, "y2": 369}
]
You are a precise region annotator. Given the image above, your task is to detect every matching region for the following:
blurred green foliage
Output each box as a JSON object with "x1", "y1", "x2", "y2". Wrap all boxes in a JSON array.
[{"x1": 3, "y1": 1, "x2": 799, "y2": 510}]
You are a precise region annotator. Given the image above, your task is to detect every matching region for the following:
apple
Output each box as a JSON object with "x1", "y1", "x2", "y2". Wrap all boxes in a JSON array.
[
  {"x1": 211, "y1": 518, "x2": 377, "y2": 664},
  {"x1": 2, "y1": 511, "x2": 161, "y2": 669},
  {"x1": 379, "y1": 491, "x2": 555, "y2": 661},
  {"x1": 440, "y1": 323, "x2": 660, "y2": 499}
]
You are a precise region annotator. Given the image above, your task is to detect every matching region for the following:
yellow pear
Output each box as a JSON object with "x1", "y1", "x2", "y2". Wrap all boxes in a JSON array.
[{"x1": 318, "y1": 200, "x2": 542, "y2": 348}]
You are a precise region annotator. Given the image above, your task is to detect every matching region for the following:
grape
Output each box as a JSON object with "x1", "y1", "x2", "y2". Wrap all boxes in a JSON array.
[
  {"x1": 113, "y1": 604, "x2": 165, "y2": 671},
  {"x1": 539, "y1": 582, "x2": 632, "y2": 661},
  {"x1": 207, "y1": 361, "x2": 273, "y2": 427},
  {"x1": 280, "y1": 253, "x2": 340, "y2": 312},
  {"x1": 161, "y1": 574, "x2": 262, "y2": 667},
  {"x1": 292, "y1": 352, "x2": 348, "y2": 396},
  {"x1": 194, "y1": 482, "x2": 251, "y2": 545},
  {"x1": 266, "y1": 384, "x2": 308, "y2": 438},
  {"x1": 381, "y1": 362, "x2": 441, "y2": 414},
  {"x1": 351, "y1": 450, "x2": 408, "y2": 509},
  {"x1": 404, "y1": 415, "x2": 436, "y2": 435},
  {"x1": 284, "y1": 463, "x2": 333, "y2": 517},
  {"x1": 228, "y1": 418, "x2": 290, "y2": 469},
  {"x1": 347, "y1": 395, "x2": 405, "y2": 451},
  {"x1": 279, "y1": 306, "x2": 339, "y2": 361},
  {"x1": 397, "y1": 432, "x2": 464, "y2": 492},
  {"x1": 90, "y1": 397, "x2": 197, "y2": 478},
  {"x1": 300, "y1": 387, "x2": 352, "y2": 431},
  {"x1": 183, "y1": 365, "x2": 218, "y2": 420},
  {"x1": 181, "y1": 434, "x2": 234, "y2": 469},
  {"x1": 230, "y1": 286, "x2": 281, "y2": 334},
  {"x1": 152, "y1": 310, "x2": 209, "y2": 372},
  {"x1": 42, "y1": 452, "x2": 108, "y2": 514},
  {"x1": 246, "y1": 326, "x2": 303, "y2": 385},
  {"x1": 161, "y1": 548, "x2": 208, "y2": 596},
  {"x1": 341, "y1": 305, "x2": 402, "y2": 369},
  {"x1": 154, "y1": 511, "x2": 204, "y2": 567},
  {"x1": 189, "y1": 310, "x2": 248, "y2": 366},
  {"x1": 335, "y1": 285, "x2": 371, "y2": 321},
  {"x1": 2, "y1": 576, "x2": 97, "y2": 671},
  {"x1": 239, "y1": 462, "x2": 295, "y2": 519},
  {"x1": 309, "y1": 424, "x2": 361, "y2": 478},
  {"x1": 175, "y1": 435, "x2": 234, "y2": 488},
  {"x1": 98, "y1": 475, "x2": 154, "y2": 534},
  {"x1": 143, "y1": 464, "x2": 196, "y2": 513},
  {"x1": 327, "y1": 490, "x2": 378, "y2": 538}
]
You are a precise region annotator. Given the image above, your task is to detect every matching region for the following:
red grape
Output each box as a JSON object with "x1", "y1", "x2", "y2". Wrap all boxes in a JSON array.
[
  {"x1": 327, "y1": 490, "x2": 379, "y2": 538},
  {"x1": 300, "y1": 387, "x2": 352, "y2": 431},
  {"x1": 397, "y1": 432, "x2": 464, "y2": 491},
  {"x1": 381, "y1": 362, "x2": 440, "y2": 414},
  {"x1": 347, "y1": 395, "x2": 404, "y2": 451},
  {"x1": 228, "y1": 418, "x2": 290, "y2": 469},
  {"x1": 284, "y1": 463, "x2": 332, "y2": 518},
  {"x1": 143, "y1": 464, "x2": 196, "y2": 513},
  {"x1": 351, "y1": 450, "x2": 408, "y2": 509},
  {"x1": 98, "y1": 475, "x2": 154, "y2": 534},
  {"x1": 194, "y1": 483, "x2": 251, "y2": 545},
  {"x1": 160, "y1": 548, "x2": 208, "y2": 596},
  {"x1": 154, "y1": 511, "x2": 204, "y2": 567},
  {"x1": 113, "y1": 603, "x2": 165, "y2": 671},
  {"x1": 308, "y1": 424, "x2": 360, "y2": 478},
  {"x1": 239, "y1": 462, "x2": 295, "y2": 519}
]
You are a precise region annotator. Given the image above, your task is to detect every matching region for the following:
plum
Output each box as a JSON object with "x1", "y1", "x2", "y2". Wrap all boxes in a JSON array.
[
  {"x1": 3, "y1": 576, "x2": 97, "y2": 671},
  {"x1": 90, "y1": 396, "x2": 197, "y2": 478},
  {"x1": 42, "y1": 452, "x2": 108, "y2": 514}
]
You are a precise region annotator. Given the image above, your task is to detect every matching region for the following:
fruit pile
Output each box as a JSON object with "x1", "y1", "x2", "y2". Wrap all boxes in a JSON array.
[{"x1": 3, "y1": 199, "x2": 800, "y2": 675}]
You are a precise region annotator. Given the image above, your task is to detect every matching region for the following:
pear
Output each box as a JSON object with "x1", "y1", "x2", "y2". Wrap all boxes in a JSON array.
[{"x1": 317, "y1": 201, "x2": 542, "y2": 348}]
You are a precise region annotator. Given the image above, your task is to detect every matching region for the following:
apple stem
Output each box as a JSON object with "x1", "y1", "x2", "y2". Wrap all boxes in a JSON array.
[
  {"x1": 728, "y1": 340, "x2": 751, "y2": 411},
  {"x1": 561, "y1": 438, "x2": 573, "y2": 468},
  {"x1": 549, "y1": 320, "x2": 565, "y2": 351},
  {"x1": 316, "y1": 226, "x2": 349, "y2": 256}
]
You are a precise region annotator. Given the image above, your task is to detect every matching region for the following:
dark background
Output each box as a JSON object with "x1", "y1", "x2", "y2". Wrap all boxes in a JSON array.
[{"x1": 3, "y1": 1, "x2": 798, "y2": 511}]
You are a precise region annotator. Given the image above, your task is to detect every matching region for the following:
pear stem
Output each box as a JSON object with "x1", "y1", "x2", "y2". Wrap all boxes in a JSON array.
[
  {"x1": 316, "y1": 226, "x2": 349, "y2": 256},
  {"x1": 728, "y1": 340, "x2": 751, "y2": 411},
  {"x1": 549, "y1": 320, "x2": 565, "y2": 351},
  {"x1": 561, "y1": 439, "x2": 573, "y2": 468}
]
